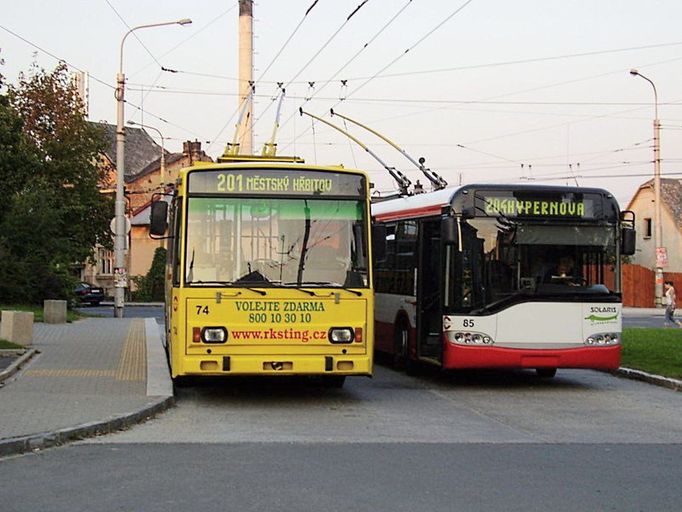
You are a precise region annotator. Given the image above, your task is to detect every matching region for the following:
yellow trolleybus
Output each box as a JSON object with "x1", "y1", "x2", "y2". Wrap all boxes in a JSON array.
[{"x1": 150, "y1": 156, "x2": 374, "y2": 387}]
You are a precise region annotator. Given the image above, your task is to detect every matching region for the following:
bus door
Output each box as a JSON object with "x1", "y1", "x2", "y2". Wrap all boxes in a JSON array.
[{"x1": 417, "y1": 219, "x2": 443, "y2": 362}]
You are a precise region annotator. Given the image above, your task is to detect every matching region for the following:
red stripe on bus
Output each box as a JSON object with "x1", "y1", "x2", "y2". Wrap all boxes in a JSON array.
[
  {"x1": 374, "y1": 204, "x2": 443, "y2": 222},
  {"x1": 442, "y1": 341, "x2": 620, "y2": 370}
]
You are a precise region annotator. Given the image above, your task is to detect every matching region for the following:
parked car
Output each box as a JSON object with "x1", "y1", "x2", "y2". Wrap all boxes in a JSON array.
[{"x1": 73, "y1": 282, "x2": 105, "y2": 306}]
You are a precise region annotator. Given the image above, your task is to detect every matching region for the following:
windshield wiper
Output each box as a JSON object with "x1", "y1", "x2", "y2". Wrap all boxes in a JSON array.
[
  {"x1": 281, "y1": 285, "x2": 317, "y2": 297},
  {"x1": 284, "y1": 281, "x2": 363, "y2": 296},
  {"x1": 189, "y1": 280, "x2": 267, "y2": 296},
  {"x1": 296, "y1": 201, "x2": 312, "y2": 285}
]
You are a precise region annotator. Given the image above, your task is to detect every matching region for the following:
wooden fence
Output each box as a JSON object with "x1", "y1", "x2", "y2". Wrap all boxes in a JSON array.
[{"x1": 620, "y1": 264, "x2": 682, "y2": 308}]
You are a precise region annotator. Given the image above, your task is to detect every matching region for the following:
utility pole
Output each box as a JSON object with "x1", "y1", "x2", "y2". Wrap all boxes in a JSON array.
[
  {"x1": 237, "y1": 0, "x2": 254, "y2": 154},
  {"x1": 630, "y1": 69, "x2": 664, "y2": 307},
  {"x1": 114, "y1": 19, "x2": 191, "y2": 318}
]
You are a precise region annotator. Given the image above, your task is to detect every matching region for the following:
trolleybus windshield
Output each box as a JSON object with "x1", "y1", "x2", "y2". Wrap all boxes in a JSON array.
[
  {"x1": 447, "y1": 216, "x2": 619, "y2": 314},
  {"x1": 184, "y1": 197, "x2": 368, "y2": 288}
]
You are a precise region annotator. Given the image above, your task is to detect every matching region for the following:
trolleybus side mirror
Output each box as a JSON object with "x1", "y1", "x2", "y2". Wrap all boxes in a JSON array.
[
  {"x1": 149, "y1": 200, "x2": 169, "y2": 237},
  {"x1": 620, "y1": 210, "x2": 636, "y2": 256},
  {"x1": 621, "y1": 228, "x2": 636, "y2": 256},
  {"x1": 372, "y1": 224, "x2": 387, "y2": 262},
  {"x1": 441, "y1": 216, "x2": 458, "y2": 246}
]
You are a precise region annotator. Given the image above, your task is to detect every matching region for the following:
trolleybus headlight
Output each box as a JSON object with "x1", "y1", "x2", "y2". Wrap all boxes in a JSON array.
[
  {"x1": 328, "y1": 327, "x2": 354, "y2": 344},
  {"x1": 449, "y1": 331, "x2": 495, "y2": 345},
  {"x1": 584, "y1": 332, "x2": 620, "y2": 346},
  {"x1": 201, "y1": 327, "x2": 228, "y2": 344}
]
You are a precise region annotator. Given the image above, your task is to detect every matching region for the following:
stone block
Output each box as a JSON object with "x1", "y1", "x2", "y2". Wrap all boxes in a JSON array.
[
  {"x1": 44, "y1": 300, "x2": 67, "y2": 324},
  {"x1": 0, "y1": 310, "x2": 34, "y2": 346}
]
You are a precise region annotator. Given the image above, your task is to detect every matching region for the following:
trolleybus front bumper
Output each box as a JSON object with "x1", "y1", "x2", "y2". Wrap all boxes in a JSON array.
[
  {"x1": 175, "y1": 354, "x2": 372, "y2": 377},
  {"x1": 442, "y1": 343, "x2": 620, "y2": 371}
]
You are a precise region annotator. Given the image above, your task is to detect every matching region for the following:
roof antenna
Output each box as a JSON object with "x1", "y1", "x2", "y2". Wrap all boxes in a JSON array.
[
  {"x1": 330, "y1": 109, "x2": 448, "y2": 190},
  {"x1": 299, "y1": 108, "x2": 412, "y2": 196}
]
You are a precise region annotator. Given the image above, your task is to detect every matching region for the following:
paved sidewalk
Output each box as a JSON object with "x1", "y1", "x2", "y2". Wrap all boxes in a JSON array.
[
  {"x1": 0, "y1": 317, "x2": 173, "y2": 457},
  {"x1": 623, "y1": 307, "x2": 666, "y2": 316}
]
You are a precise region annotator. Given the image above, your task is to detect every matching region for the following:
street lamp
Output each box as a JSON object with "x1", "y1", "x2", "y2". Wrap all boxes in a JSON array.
[
  {"x1": 127, "y1": 120, "x2": 166, "y2": 186},
  {"x1": 114, "y1": 18, "x2": 191, "y2": 318},
  {"x1": 630, "y1": 69, "x2": 664, "y2": 307}
]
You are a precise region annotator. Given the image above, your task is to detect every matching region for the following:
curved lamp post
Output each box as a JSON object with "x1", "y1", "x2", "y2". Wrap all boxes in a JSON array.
[
  {"x1": 630, "y1": 69, "x2": 663, "y2": 307},
  {"x1": 127, "y1": 120, "x2": 166, "y2": 185},
  {"x1": 113, "y1": 18, "x2": 191, "y2": 318}
]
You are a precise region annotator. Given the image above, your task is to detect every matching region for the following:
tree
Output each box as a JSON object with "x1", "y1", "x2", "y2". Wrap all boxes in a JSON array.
[
  {"x1": 0, "y1": 61, "x2": 112, "y2": 303},
  {"x1": 132, "y1": 247, "x2": 167, "y2": 302}
]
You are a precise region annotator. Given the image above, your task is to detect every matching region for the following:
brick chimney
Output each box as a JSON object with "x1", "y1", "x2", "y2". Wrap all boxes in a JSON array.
[{"x1": 183, "y1": 140, "x2": 203, "y2": 164}]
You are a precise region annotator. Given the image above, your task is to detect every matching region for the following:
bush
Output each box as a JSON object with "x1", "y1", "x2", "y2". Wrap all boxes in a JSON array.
[{"x1": 131, "y1": 247, "x2": 167, "y2": 302}]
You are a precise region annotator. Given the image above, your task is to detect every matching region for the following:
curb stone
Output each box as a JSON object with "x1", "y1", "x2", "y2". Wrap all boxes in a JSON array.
[
  {"x1": 615, "y1": 367, "x2": 682, "y2": 392},
  {"x1": 0, "y1": 349, "x2": 38, "y2": 385},
  {"x1": 0, "y1": 395, "x2": 175, "y2": 458}
]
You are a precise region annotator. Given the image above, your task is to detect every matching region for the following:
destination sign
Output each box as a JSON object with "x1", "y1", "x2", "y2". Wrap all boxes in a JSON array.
[
  {"x1": 473, "y1": 191, "x2": 600, "y2": 219},
  {"x1": 188, "y1": 168, "x2": 366, "y2": 197}
]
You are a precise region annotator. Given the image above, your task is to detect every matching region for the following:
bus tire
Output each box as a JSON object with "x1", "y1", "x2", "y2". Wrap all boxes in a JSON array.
[
  {"x1": 324, "y1": 376, "x2": 346, "y2": 388},
  {"x1": 394, "y1": 321, "x2": 418, "y2": 374},
  {"x1": 536, "y1": 368, "x2": 557, "y2": 378},
  {"x1": 172, "y1": 375, "x2": 194, "y2": 390}
]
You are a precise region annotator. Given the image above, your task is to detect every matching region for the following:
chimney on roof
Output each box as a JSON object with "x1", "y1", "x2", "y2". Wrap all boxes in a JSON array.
[{"x1": 183, "y1": 140, "x2": 203, "y2": 165}]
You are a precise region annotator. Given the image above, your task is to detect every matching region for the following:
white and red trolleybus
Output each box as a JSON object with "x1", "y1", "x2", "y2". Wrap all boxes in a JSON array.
[{"x1": 371, "y1": 183, "x2": 635, "y2": 377}]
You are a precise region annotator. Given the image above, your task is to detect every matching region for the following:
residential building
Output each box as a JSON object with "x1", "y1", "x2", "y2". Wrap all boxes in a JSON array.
[
  {"x1": 79, "y1": 123, "x2": 211, "y2": 296},
  {"x1": 626, "y1": 178, "x2": 682, "y2": 273}
]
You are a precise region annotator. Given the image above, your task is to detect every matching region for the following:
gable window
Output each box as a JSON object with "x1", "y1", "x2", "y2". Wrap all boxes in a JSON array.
[{"x1": 643, "y1": 218, "x2": 652, "y2": 239}]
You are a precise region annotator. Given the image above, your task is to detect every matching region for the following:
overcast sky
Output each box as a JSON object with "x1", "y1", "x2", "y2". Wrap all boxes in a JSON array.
[{"x1": 3, "y1": 0, "x2": 682, "y2": 205}]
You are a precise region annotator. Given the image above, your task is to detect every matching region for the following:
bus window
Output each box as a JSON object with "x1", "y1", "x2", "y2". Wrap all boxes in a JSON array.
[
  {"x1": 448, "y1": 217, "x2": 618, "y2": 314},
  {"x1": 184, "y1": 197, "x2": 368, "y2": 288}
]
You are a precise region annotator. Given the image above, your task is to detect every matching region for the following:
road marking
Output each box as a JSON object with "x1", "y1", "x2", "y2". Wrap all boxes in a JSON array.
[
  {"x1": 24, "y1": 369, "x2": 116, "y2": 378},
  {"x1": 116, "y1": 318, "x2": 146, "y2": 381}
]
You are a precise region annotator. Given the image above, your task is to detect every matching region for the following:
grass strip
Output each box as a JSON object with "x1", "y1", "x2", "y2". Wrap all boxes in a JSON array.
[{"x1": 622, "y1": 327, "x2": 682, "y2": 379}]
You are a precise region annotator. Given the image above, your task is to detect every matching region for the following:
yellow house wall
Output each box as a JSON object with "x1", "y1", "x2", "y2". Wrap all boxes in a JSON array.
[
  {"x1": 129, "y1": 226, "x2": 164, "y2": 289},
  {"x1": 628, "y1": 186, "x2": 682, "y2": 273}
]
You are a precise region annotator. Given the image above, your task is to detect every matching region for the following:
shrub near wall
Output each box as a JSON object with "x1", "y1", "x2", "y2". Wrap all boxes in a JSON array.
[{"x1": 131, "y1": 247, "x2": 166, "y2": 302}]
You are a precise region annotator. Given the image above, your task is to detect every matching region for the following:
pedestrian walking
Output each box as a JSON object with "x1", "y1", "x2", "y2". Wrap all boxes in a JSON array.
[{"x1": 663, "y1": 281, "x2": 682, "y2": 328}]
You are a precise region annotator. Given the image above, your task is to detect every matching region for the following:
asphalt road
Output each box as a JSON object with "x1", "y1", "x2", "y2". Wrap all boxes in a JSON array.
[
  {"x1": 623, "y1": 314, "x2": 671, "y2": 328},
  {"x1": 2, "y1": 365, "x2": 681, "y2": 511},
  {"x1": 76, "y1": 303, "x2": 164, "y2": 321}
]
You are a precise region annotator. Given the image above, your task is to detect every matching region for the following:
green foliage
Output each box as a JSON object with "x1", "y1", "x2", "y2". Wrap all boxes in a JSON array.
[
  {"x1": 621, "y1": 327, "x2": 682, "y2": 379},
  {"x1": 0, "y1": 338, "x2": 25, "y2": 350},
  {"x1": 0, "y1": 61, "x2": 111, "y2": 304},
  {"x1": 131, "y1": 247, "x2": 167, "y2": 302}
]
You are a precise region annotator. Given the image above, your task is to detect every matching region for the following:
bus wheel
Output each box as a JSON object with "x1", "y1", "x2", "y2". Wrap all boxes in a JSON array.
[
  {"x1": 172, "y1": 376, "x2": 194, "y2": 390},
  {"x1": 394, "y1": 322, "x2": 418, "y2": 374},
  {"x1": 325, "y1": 376, "x2": 346, "y2": 388},
  {"x1": 393, "y1": 322, "x2": 409, "y2": 368},
  {"x1": 536, "y1": 368, "x2": 557, "y2": 378}
]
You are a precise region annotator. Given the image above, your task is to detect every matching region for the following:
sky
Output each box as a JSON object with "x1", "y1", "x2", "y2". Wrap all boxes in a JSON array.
[{"x1": 3, "y1": 0, "x2": 682, "y2": 206}]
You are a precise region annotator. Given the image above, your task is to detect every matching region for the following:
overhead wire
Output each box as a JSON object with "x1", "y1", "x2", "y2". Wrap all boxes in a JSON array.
[
  {"x1": 146, "y1": 39, "x2": 682, "y2": 86},
  {"x1": 0, "y1": 24, "x2": 210, "y2": 143},
  {"x1": 141, "y1": 3, "x2": 239, "y2": 76},
  {"x1": 0, "y1": 23, "x2": 115, "y2": 91},
  {"x1": 251, "y1": 0, "x2": 374, "y2": 140},
  {"x1": 350, "y1": 40, "x2": 682, "y2": 81},
  {"x1": 104, "y1": 0, "x2": 164, "y2": 70},
  {"x1": 282, "y1": 0, "x2": 477, "y2": 153},
  {"x1": 269, "y1": 0, "x2": 414, "y2": 133},
  {"x1": 207, "y1": 0, "x2": 326, "y2": 152}
]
